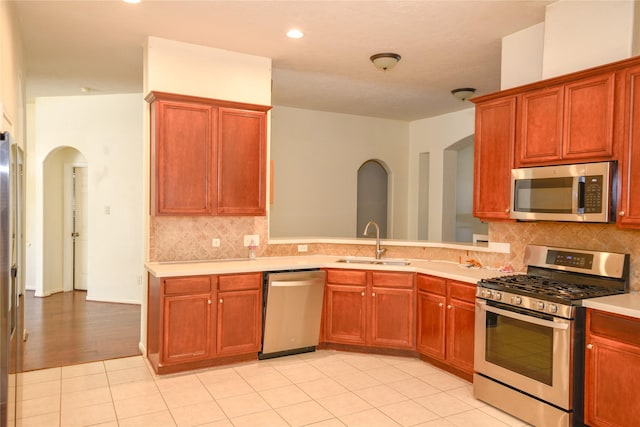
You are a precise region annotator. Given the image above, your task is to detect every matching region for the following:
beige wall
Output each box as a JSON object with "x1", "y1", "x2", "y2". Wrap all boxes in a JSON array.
[
  {"x1": 543, "y1": 0, "x2": 636, "y2": 78},
  {"x1": 32, "y1": 94, "x2": 144, "y2": 303},
  {"x1": 0, "y1": 0, "x2": 24, "y2": 142},
  {"x1": 270, "y1": 106, "x2": 410, "y2": 240}
]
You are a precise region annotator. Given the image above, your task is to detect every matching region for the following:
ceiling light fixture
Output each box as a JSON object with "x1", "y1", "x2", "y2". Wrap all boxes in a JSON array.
[
  {"x1": 286, "y1": 29, "x2": 304, "y2": 39},
  {"x1": 370, "y1": 53, "x2": 401, "y2": 71},
  {"x1": 123, "y1": 0, "x2": 141, "y2": 4},
  {"x1": 451, "y1": 87, "x2": 476, "y2": 101}
]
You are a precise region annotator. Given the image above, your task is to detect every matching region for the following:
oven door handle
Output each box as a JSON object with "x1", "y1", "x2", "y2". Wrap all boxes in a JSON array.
[{"x1": 480, "y1": 301, "x2": 570, "y2": 330}]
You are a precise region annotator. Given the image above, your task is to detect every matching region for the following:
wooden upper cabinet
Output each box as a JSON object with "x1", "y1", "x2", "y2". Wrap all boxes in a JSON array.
[
  {"x1": 216, "y1": 108, "x2": 267, "y2": 215},
  {"x1": 515, "y1": 72, "x2": 617, "y2": 167},
  {"x1": 516, "y1": 86, "x2": 564, "y2": 165},
  {"x1": 151, "y1": 99, "x2": 215, "y2": 215},
  {"x1": 563, "y1": 72, "x2": 616, "y2": 161},
  {"x1": 473, "y1": 96, "x2": 516, "y2": 221},
  {"x1": 147, "y1": 92, "x2": 270, "y2": 216},
  {"x1": 618, "y1": 64, "x2": 640, "y2": 228}
]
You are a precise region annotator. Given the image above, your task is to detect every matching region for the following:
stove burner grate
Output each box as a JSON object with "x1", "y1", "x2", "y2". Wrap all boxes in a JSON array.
[{"x1": 479, "y1": 274, "x2": 623, "y2": 301}]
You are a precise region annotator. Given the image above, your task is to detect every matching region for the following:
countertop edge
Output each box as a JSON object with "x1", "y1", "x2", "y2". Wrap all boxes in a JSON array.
[
  {"x1": 144, "y1": 255, "x2": 510, "y2": 284},
  {"x1": 583, "y1": 292, "x2": 640, "y2": 319}
]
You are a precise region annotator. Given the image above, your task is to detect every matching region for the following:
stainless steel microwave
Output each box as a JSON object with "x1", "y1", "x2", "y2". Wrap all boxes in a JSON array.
[{"x1": 510, "y1": 162, "x2": 615, "y2": 222}]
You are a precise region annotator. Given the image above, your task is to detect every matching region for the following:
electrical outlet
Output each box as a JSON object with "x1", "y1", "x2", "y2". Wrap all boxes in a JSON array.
[
  {"x1": 244, "y1": 234, "x2": 260, "y2": 247},
  {"x1": 298, "y1": 244, "x2": 308, "y2": 252},
  {"x1": 211, "y1": 238, "x2": 221, "y2": 247}
]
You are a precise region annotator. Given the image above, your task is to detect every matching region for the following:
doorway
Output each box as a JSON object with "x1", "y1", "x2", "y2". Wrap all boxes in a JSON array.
[{"x1": 356, "y1": 160, "x2": 389, "y2": 238}]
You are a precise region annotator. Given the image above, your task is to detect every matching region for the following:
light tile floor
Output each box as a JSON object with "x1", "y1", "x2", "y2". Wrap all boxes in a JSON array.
[{"x1": 14, "y1": 350, "x2": 532, "y2": 427}]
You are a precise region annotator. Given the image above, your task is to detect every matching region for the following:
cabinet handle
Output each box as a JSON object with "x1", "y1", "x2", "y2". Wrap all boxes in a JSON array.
[
  {"x1": 619, "y1": 211, "x2": 625, "y2": 217},
  {"x1": 219, "y1": 298, "x2": 223, "y2": 304},
  {"x1": 372, "y1": 292, "x2": 376, "y2": 297},
  {"x1": 438, "y1": 303, "x2": 444, "y2": 308},
  {"x1": 587, "y1": 343, "x2": 593, "y2": 350},
  {"x1": 361, "y1": 291, "x2": 365, "y2": 297},
  {"x1": 447, "y1": 305, "x2": 452, "y2": 310}
]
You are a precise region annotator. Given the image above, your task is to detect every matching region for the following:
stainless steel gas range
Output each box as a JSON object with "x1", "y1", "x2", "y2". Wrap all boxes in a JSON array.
[{"x1": 473, "y1": 245, "x2": 629, "y2": 427}]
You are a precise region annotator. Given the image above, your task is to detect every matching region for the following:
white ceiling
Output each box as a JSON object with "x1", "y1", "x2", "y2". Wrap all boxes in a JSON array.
[{"x1": 11, "y1": 0, "x2": 552, "y2": 121}]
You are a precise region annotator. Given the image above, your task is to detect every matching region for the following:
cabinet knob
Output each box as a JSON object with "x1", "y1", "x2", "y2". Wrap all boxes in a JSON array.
[
  {"x1": 438, "y1": 303, "x2": 444, "y2": 308},
  {"x1": 361, "y1": 291, "x2": 365, "y2": 297},
  {"x1": 372, "y1": 292, "x2": 376, "y2": 297},
  {"x1": 219, "y1": 298, "x2": 223, "y2": 304},
  {"x1": 619, "y1": 211, "x2": 626, "y2": 217},
  {"x1": 447, "y1": 305, "x2": 452, "y2": 310},
  {"x1": 587, "y1": 343, "x2": 593, "y2": 350},
  {"x1": 505, "y1": 208, "x2": 510, "y2": 214},
  {"x1": 208, "y1": 299, "x2": 212, "y2": 305}
]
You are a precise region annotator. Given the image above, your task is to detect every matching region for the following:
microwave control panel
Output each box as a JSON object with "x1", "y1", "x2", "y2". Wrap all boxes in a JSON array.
[{"x1": 584, "y1": 175, "x2": 603, "y2": 213}]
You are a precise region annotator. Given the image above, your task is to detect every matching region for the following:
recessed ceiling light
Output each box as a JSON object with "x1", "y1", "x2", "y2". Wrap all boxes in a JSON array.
[
  {"x1": 286, "y1": 29, "x2": 304, "y2": 39},
  {"x1": 123, "y1": 0, "x2": 141, "y2": 4}
]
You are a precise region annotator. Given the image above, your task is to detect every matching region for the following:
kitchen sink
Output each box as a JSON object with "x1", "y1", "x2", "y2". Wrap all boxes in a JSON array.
[{"x1": 336, "y1": 258, "x2": 411, "y2": 266}]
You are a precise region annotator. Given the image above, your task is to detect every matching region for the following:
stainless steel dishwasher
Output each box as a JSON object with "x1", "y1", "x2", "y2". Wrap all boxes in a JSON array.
[{"x1": 259, "y1": 269, "x2": 326, "y2": 359}]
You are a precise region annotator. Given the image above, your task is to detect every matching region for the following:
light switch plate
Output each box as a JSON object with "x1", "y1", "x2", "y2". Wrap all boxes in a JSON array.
[{"x1": 244, "y1": 234, "x2": 260, "y2": 247}]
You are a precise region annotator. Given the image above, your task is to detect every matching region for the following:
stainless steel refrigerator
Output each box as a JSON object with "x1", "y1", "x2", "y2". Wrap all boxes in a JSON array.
[{"x1": 1, "y1": 131, "x2": 21, "y2": 427}]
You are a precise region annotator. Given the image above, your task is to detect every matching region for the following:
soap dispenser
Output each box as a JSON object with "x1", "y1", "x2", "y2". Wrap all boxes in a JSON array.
[{"x1": 248, "y1": 240, "x2": 257, "y2": 260}]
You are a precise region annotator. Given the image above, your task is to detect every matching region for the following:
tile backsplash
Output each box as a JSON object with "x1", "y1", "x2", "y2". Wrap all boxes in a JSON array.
[{"x1": 150, "y1": 216, "x2": 640, "y2": 291}]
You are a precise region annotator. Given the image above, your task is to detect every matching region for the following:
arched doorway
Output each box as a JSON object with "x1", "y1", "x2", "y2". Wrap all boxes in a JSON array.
[
  {"x1": 42, "y1": 147, "x2": 88, "y2": 296},
  {"x1": 356, "y1": 160, "x2": 389, "y2": 238}
]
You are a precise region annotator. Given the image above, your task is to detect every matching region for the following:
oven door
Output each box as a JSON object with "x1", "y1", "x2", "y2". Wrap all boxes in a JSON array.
[{"x1": 474, "y1": 299, "x2": 573, "y2": 410}]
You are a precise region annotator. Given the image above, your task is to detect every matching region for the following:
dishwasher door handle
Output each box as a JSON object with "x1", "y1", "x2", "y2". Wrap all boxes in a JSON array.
[{"x1": 270, "y1": 278, "x2": 321, "y2": 287}]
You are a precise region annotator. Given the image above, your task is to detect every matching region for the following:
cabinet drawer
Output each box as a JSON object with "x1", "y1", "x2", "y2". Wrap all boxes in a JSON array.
[
  {"x1": 417, "y1": 274, "x2": 446, "y2": 295},
  {"x1": 448, "y1": 280, "x2": 476, "y2": 303},
  {"x1": 326, "y1": 269, "x2": 367, "y2": 285},
  {"x1": 164, "y1": 276, "x2": 212, "y2": 295},
  {"x1": 589, "y1": 310, "x2": 640, "y2": 347},
  {"x1": 371, "y1": 271, "x2": 414, "y2": 288},
  {"x1": 218, "y1": 273, "x2": 261, "y2": 291}
]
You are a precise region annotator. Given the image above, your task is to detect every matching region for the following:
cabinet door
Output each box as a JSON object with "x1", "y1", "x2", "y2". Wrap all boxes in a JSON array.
[
  {"x1": 152, "y1": 100, "x2": 215, "y2": 215},
  {"x1": 216, "y1": 108, "x2": 267, "y2": 215},
  {"x1": 163, "y1": 292, "x2": 213, "y2": 364},
  {"x1": 585, "y1": 310, "x2": 640, "y2": 427},
  {"x1": 516, "y1": 86, "x2": 564, "y2": 166},
  {"x1": 446, "y1": 297, "x2": 475, "y2": 374},
  {"x1": 370, "y1": 287, "x2": 415, "y2": 349},
  {"x1": 416, "y1": 290, "x2": 446, "y2": 360},
  {"x1": 563, "y1": 73, "x2": 616, "y2": 160},
  {"x1": 324, "y1": 284, "x2": 367, "y2": 345},
  {"x1": 618, "y1": 65, "x2": 640, "y2": 228},
  {"x1": 473, "y1": 96, "x2": 516, "y2": 221},
  {"x1": 217, "y1": 289, "x2": 261, "y2": 356}
]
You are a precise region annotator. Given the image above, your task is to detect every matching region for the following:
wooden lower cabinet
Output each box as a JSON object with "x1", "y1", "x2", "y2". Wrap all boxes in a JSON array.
[
  {"x1": 148, "y1": 272, "x2": 261, "y2": 374},
  {"x1": 585, "y1": 309, "x2": 640, "y2": 427},
  {"x1": 216, "y1": 273, "x2": 262, "y2": 356},
  {"x1": 417, "y1": 274, "x2": 475, "y2": 378},
  {"x1": 323, "y1": 269, "x2": 415, "y2": 350}
]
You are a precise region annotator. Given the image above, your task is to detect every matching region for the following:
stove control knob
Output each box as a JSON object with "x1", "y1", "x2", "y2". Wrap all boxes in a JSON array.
[
  {"x1": 511, "y1": 296, "x2": 522, "y2": 305},
  {"x1": 548, "y1": 304, "x2": 558, "y2": 314},
  {"x1": 537, "y1": 301, "x2": 545, "y2": 311},
  {"x1": 494, "y1": 292, "x2": 502, "y2": 301}
]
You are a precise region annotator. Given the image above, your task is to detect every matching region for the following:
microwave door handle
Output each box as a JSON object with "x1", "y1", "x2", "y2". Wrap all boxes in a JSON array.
[
  {"x1": 575, "y1": 176, "x2": 586, "y2": 215},
  {"x1": 480, "y1": 301, "x2": 570, "y2": 330}
]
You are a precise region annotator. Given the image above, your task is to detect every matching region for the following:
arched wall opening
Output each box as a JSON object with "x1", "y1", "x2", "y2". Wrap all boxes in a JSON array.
[{"x1": 42, "y1": 146, "x2": 88, "y2": 296}]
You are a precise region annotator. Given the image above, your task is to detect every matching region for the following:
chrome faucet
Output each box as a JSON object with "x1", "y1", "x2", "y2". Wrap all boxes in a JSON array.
[{"x1": 363, "y1": 220, "x2": 386, "y2": 260}]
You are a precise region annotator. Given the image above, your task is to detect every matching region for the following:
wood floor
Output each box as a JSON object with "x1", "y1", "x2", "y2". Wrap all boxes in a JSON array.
[{"x1": 20, "y1": 290, "x2": 142, "y2": 372}]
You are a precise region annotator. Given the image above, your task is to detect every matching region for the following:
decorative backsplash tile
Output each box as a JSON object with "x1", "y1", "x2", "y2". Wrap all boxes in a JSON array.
[
  {"x1": 150, "y1": 216, "x2": 639, "y2": 291},
  {"x1": 489, "y1": 222, "x2": 640, "y2": 291}
]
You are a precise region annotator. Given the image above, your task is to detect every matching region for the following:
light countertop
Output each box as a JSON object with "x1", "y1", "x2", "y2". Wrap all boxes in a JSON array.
[
  {"x1": 145, "y1": 255, "x2": 512, "y2": 284},
  {"x1": 583, "y1": 292, "x2": 640, "y2": 319}
]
